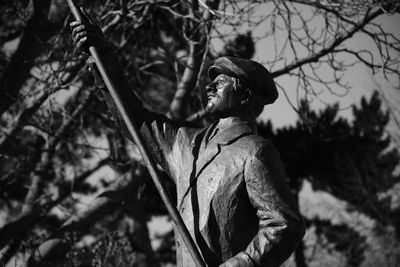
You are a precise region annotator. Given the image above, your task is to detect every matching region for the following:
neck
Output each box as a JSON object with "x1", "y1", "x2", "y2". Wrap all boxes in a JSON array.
[{"x1": 217, "y1": 116, "x2": 253, "y2": 130}]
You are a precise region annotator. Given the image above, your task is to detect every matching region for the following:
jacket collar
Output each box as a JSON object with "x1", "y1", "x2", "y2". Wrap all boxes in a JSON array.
[
  {"x1": 210, "y1": 117, "x2": 257, "y2": 146},
  {"x1": 191, "y1": 117, "x2": 257, "y2": 148},
  {"x1": 192, "y1": 117, "x2": 256, "y2": 178}
]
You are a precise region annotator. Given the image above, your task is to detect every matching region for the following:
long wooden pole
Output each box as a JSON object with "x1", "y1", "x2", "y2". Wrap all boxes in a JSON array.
[{"x1": 66, "y1": 1, "x2": 206, "y2": 266}]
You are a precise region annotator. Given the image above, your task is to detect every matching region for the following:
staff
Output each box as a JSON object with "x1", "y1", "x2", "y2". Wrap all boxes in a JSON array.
[{"x1": 65, "y1": 1, "x2": 206, "y2": 266}]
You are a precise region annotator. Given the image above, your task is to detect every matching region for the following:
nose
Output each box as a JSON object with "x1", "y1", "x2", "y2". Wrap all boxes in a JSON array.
[{"x1": 206, "y1": 82, "x2": 216, "y2": 93}]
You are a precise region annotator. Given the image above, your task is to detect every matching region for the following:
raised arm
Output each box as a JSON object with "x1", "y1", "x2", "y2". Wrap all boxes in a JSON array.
[
  {"x1": 69, "y1": 8, "x2": 189, "y2": 178},
  {"x1": 70, "y1": 8, "x2": 151, "y2": 126}
]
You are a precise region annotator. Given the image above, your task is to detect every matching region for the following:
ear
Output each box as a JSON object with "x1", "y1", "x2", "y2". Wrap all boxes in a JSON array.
[{"x1": 240, "y1": 88, "x2": 252, "y2": 105}]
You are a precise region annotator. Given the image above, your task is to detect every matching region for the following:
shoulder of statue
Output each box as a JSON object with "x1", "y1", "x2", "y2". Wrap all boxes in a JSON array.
[
  {"x1": 239, "y1": 132, "x2": 270, "y2": 147},
  {"x1": 174, "y1": 124, "x2": 206, "y2": 147}
]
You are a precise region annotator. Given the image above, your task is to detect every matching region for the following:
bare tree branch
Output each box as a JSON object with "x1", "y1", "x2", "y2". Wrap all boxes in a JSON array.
[
  {"x1": 168, "y1": 0, "x2": 220, "y2": 119},
  {"x1": 271, "y1": 6, "x2": 384, "y2": 78}
]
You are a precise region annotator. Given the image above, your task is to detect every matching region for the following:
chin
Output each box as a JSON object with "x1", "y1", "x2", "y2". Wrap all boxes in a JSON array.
[
  {"x1": 206, "y1": 102, "x2": 235, "y2": 118},
  {"x1": 208, "y1": 109, "x2": 231, "y2": 119},
  {"x1": 206, "y1": 102, "x2": 215, "y2": 112}
]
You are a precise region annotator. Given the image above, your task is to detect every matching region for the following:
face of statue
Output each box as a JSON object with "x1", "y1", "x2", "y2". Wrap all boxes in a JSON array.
[{"x1": 205, "y1": 74, "x2": 243, "y2": 118}]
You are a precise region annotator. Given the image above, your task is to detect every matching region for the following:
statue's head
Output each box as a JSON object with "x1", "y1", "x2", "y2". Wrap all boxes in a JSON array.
[{"x1": 206, "y1": 56, "x2": 278, "y2": 119}]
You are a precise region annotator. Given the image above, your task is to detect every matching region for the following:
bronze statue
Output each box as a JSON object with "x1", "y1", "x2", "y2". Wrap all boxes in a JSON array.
[{"x1": 71, "y1": 10, "x2": 305, "y2": 267}]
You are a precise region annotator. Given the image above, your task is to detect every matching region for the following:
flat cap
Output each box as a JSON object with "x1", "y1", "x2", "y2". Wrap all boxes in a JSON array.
[{"x1": 208, "y1": 56, "x2": 278, "y2": 105}]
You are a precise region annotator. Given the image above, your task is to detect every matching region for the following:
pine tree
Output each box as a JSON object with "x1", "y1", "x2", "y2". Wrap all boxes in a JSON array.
[{"x1": 258, "y1": 91, "x2": 400, "y2": 266}]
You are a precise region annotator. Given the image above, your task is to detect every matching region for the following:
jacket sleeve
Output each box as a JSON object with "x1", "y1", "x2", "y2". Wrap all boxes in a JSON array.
[
  {"x1": 221, "y1": 143, "x2": 305, "y2": 267},
  {"x1": 91, "y1": 49, "x2": 193, "y2": 181}
]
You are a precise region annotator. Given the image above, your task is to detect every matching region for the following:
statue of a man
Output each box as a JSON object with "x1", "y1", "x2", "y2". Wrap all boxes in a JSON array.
[{"x1": 71, "y1": 11, "x2": 305, "y2": 267}]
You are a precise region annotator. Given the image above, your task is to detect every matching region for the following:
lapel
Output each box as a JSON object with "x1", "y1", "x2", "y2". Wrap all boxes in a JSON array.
[
  {"x1": 178, "y1": 118, "x2": 256, "y2": 209},
  {"x1": 194, "y1": 120, "x2": 220, "y2": 178},
  {"x1": 194, "y1": 118, "x2": 255, "y2": 177}
]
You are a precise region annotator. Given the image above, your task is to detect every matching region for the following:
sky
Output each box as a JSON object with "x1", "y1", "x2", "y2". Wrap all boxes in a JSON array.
[
  {"x1": 263, "y1": 10, "x2": 400, "y2": 130},
  {"x1": 210, "y1": 3, "x2": 400, "y2": 131}
]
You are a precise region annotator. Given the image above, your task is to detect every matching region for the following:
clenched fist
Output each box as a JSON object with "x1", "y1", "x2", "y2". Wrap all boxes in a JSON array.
[{"x1": 69, "y1": 7, "x2": 108, "y2": 54}]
